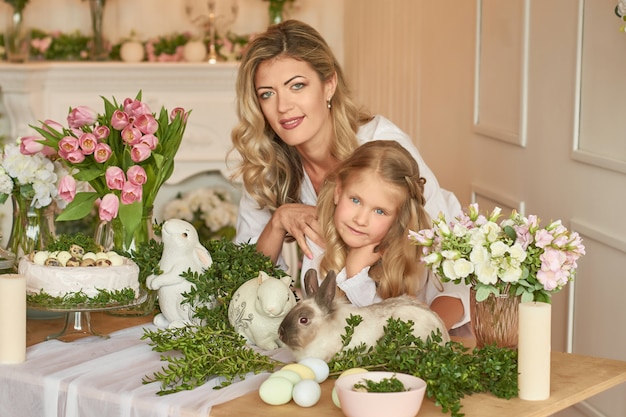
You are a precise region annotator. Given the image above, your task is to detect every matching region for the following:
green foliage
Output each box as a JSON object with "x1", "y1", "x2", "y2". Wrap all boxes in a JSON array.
[
  {"x1": 354, "y1": 375, "x2": 407, "y2": 393},
  {"x1": 27, "y1": 288, "x2": 136, "y2": 308},
  {"x1": 46, "y1": 232, "x2": 102, "y2": 253},
  {"x1": 328, "y1": 318, "x2": 519, "y2": 417},
  {"x1": 137, "y1": 238, "x2": 287, "y2": 394}
]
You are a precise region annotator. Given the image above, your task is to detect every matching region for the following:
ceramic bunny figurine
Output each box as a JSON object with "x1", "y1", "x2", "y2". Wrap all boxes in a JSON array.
[
  {"x1": 228, "y1": 271, "x2": 297, "y2": 350},
  {"x1": 146, "y1": 219, "x2": 213, "y2": 328}
]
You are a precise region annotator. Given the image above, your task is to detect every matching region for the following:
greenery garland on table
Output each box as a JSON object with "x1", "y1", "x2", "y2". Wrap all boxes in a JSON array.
[{"x1": 133, "y1": 238, "x2": 518, "y2": 417}]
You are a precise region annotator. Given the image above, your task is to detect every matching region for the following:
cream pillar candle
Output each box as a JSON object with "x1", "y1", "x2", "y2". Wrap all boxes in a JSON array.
[
  {"x1": 518, "y1": 301, "x2": 551, "y2": 400},
  {"x1": 0, "y1": 273, "x2": 26, "y2": 364}
]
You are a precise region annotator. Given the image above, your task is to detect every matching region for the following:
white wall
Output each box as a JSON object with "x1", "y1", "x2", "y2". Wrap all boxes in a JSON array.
[{"x1": 344, "y1": 1, "x2": 625, "y2": 416}]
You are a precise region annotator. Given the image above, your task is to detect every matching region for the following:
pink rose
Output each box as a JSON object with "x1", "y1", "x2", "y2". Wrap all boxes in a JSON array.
[
  {"x1": 134, "y1": 114, "x2": 158, "y2": 135},
  {"x1": 67, "y1": 106, "x2": 97, "y2": 129},
  {"x1": 79, "y1": 133, "x2": 98, "y2": 155},
  {"x1": 111, "y1": 110, "x2": 130, "y2": 130},
  {"x1": 93, "y1": 125, "x2": 111, "y2": 140},
  {"x1": 127, "y1": 165, "x2": 147, "y2": 185},
  {"x1": 57, "y1": 175, "x2": 77, "y2": 202},
  {"x1": 121, "y1": 125, "x2": 142, "y2": 145},
  {"x1": 105, "y1": 166, "x2": 126, "y2": 190},
  {"x1": 139, "y1": 133, "x2": 158, "y2": 150},
  {"x1": 93, "y1": 142, "x2": 112, "y2": 163},
  {"x1": 130, "y1": 143, "x2": 152, "y2": 162},
  {"x1": 121, "y1": 182, "x2": 142, "y2": 204},
  {"x1": 99, "y1": 193, "x2": 120, "y2": 221}
]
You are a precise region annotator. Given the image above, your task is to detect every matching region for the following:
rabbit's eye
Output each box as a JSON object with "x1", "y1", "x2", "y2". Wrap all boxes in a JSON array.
[
  {"x1": 182, "y1": 232, "x2": 188, "y2": 238},
  {"x1": 299, "y1": 317, "x2": 309, "y2": 325}
]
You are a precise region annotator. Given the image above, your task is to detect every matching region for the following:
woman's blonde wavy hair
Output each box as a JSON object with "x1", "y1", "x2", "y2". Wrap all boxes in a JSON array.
[
  {"x1": 317, "y1": 140, "x2": 432, "y2": 299},
  {"x1": 229, "y1": 19, "x2": 370, "y2": 210}
]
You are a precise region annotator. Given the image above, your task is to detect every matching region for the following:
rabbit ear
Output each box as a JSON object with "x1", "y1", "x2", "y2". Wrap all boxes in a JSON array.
[
  {"x1": 304, "y1": 269, "x2": 319, "y2": 297},
  {"x1": 314, "y1": 270, "x2": 337, "y2": 313}
]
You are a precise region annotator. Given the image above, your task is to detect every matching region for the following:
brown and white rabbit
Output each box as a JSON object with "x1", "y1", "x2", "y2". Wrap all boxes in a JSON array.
[{"x1": 278, "y1": 269, "x2": 450, "y2": 362}]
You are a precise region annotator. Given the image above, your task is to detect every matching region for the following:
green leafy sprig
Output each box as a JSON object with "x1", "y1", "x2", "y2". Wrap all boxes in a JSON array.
[
  {"x1": 354, "y1": 375, "x2": 407, "y2": 393},
  {"x1": 328, "y1": 317, "x2": 519, "y2": 417},
  {"x1": 27, "y1": 288, "x2": 136, "y2": 308},
  {"x1": 137, "y1": 238, "x2": 288, "y2": 395}
]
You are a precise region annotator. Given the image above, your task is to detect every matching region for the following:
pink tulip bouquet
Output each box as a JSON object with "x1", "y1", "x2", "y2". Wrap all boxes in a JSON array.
[
  {"x1": 409, "y1": 203, "x2": 586, "y2": 303},
  {"x1": 22, "y1": 91, "x2": 189, "y2": 249}
]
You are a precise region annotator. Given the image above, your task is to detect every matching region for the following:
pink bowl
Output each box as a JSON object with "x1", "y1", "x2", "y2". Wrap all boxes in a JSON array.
[{"x1": 334, "y1": 371, "x2": 427, "y2": 417}]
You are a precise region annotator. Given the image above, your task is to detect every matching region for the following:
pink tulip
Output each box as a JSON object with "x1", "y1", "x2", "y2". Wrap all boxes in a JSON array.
[
  {"x1": 93, "y1": 142, "x2": 112, "y2": 163},
  {"x1": 67, "y1": 106, "x2": 97, "y2": 128},
  {"x1": 99, "y1": 193, "x2": 120, "y2": 221},
  {"x1": 130, "y1": 143, "x2": 152, "y2": 162},
  {"x1": 139, "y1": 133, "x2": 158, "y2": 150},
  {"x1": 93, "y1": 125, "x2": 111, "y2": 140},
  {"x1": 127, "y1": 165, "x2": 147, "y2": 185},
  {"x1": 111, "y1": 110, "x2": 130, "y2": 130},
  {"x1": 57, "y1": 175, "x2": 77, "y2": 202},
  {"x1": 58, "y1": 136, "x2": 80, "y2": 153},
  {"x1": 121, "y1": 125, "x2": 142, "y2": 145},
  {"x1": 170, "y1": 107, "x2": 188, "y2": 122},
  {"x1": 124, "y1": 98, "x2": 152, "y2": 117},
  {"x1": 134, "y1": 114, "x2": 158, "y2": 135},
  {"x1": 41, "y1": 119, "x2": 65, "y2": 134},
  {"x1": 19, "y1": 136, "x2": 45, "y2": 155},
  {"x1": 105, "y1": 166, "x2": 126, "y2": 190},
  {"x1": 79, "y1": 133, "x2": 97, "y2": 155},
  {"x1": 121, "y1": 182, "x2": 142, "y2": 204},
  {"x1": 61, "y1": 150, "x2": 85, "y2": 163}
]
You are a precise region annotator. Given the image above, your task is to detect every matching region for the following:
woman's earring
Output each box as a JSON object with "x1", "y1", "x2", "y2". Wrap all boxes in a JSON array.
[{"x1": 327, "y1": 98, "x2": 332, "y2": 109}]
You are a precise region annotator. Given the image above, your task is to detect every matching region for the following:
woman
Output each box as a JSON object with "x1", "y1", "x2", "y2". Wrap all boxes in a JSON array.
[{"x1": 230, "y1": 20, "x2": 466, "y2": 330}]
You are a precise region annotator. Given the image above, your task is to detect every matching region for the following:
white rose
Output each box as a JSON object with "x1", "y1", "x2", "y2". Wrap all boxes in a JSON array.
[
  {"x1": 475, "y1": 261, "x2": 498, "y2": 285},
  {"x1": 452, "y1": 258, "x2": 474, "y2": 278}
]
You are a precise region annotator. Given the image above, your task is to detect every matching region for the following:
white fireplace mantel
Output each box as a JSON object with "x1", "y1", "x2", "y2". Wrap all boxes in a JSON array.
[{"x1": 0, "y1": 61, "x2": 240, "y2": 184}]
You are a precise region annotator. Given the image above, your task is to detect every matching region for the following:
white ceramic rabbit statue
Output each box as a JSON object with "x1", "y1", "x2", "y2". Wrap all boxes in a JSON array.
[
  {"x1": 228, "y1": 271, "x2": 297, "y2": 350},
  {"x1": 146, "y1": 219, "x2": 213, "y2": 328}
]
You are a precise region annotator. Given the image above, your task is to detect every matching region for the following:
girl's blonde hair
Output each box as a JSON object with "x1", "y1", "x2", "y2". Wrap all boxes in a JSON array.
[
  {"x1": 229, "y1": 19, "x2": 370, "y2": 210},
  {"x1": 317, "y1": 140, "x2": 431, "y2": 299}
]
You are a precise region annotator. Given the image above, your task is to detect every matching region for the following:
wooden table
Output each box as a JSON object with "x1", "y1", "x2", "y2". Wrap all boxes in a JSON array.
[{"x1": 26, "y1": 314, "x2": 626, "y2": 417}]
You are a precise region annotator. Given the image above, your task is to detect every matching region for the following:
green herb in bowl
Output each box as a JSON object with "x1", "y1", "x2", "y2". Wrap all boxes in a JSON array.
[{"x1": 353, "y1": 375, "x2": 407, "y2": 393}]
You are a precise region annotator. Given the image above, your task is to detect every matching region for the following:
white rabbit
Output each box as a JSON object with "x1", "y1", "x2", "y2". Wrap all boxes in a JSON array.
[
  {"x1": 228, "y1": 271, "x2": 297, "y2": 350},
  {"x1": 278, "y1": 269, "x2": 450, "y2": 362},
  {"x1": 146, "y1": 219, "x2": 213, "y2": 328}
]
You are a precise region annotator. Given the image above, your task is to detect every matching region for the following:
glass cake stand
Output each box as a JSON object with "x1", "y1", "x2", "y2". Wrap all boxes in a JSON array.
[{"x1": 27, "y1": 290, "x2": 148, "y2": 342}]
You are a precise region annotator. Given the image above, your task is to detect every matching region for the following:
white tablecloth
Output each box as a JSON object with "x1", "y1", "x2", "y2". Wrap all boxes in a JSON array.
[{"x1": 0, "y1": 323, "x2": 293, "y2": 417}]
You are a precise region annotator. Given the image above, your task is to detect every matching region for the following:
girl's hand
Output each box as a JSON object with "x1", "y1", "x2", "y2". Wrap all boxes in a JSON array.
[{"x1": 345, "y1": 244, "x2": 381, "y2": 277}]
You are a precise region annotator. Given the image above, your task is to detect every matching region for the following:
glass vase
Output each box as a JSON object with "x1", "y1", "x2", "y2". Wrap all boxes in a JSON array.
[
  {"x1": 6, "y1": 193, "x2": 56, "y2": 260},
  {"x1": 469, "y1": 288, "x2": 520, "y2": 349},
  {"x1": 4, "y1": 8, "x2": 30, "y2": 63},
  {"x1": 95, "y1": 208, "x2": 157, "y2": 316},
  {"x1": 88, "y1": 0, "x2": 108, "y2": 61},
  {"x1": 268, "y1": 0, "x2": 288, "y2": 25}
]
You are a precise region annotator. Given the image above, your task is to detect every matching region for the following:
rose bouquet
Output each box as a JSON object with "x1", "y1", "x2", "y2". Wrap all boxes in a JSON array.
[
  {"x1": 409, "y1": 203, "x2": 586, "y2": 303},
  {"x1": 161, "y1": 186, "x2": 237, "y2": 242},
  {"x1": 22, "y1": 91, "x2": 189, "y2": 250}
]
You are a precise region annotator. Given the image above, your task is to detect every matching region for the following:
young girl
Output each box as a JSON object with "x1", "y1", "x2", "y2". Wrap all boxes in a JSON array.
[{"x1": 300, "y1": 140, "x2": 470, "y2": 331}]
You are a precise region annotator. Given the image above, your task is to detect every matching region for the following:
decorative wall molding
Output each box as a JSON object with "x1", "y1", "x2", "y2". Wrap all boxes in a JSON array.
[
  {"x1": 470, "y1": 183, "x2": 525, "y2": 216},
  {"x1": 572, "y1": 0, "x2": 626, "y2": 174},
  {"x1": 473, "y1": 0, "x2": 529, "y2": 147}
]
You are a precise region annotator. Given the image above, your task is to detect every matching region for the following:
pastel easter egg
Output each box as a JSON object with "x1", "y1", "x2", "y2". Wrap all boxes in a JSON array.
[
  {"x1": 269, "y1": 369, "x2": 302, "y2": 385},
  {"x1": 120, "y1": 41, "x2": 145, "y2": 63},
  {"x1": 281, "y1": 363, "x2": 316, "y2": 380},
  {"x1": 258, "y1": 376, "x2": 293, "y2": 405},
  {"x1": 298, "y1": 357, "x2": 329, "y2": 383},
  {"x1": 292, "y1": 379, "x2": 321, "y2": 407}
]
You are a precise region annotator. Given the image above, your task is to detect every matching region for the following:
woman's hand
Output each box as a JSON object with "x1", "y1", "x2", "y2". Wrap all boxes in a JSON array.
[{"x1": 257, "y1": 203, "x2": 323, "y2": 262}]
